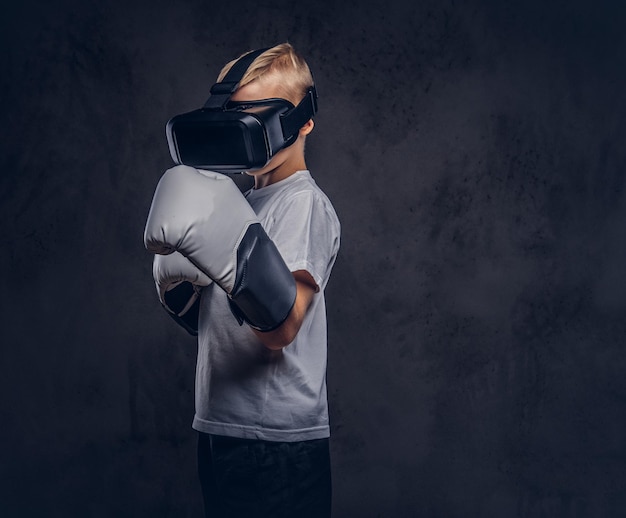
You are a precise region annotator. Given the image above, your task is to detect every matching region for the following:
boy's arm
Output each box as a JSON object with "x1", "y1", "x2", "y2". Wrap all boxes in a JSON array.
[{"x1": 251, "y1": 270, "x2": 317, "y2": 350}]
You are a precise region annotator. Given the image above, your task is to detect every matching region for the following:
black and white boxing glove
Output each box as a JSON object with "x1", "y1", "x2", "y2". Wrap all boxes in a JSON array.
[
  {"x1": 144, "y1": 165, "x2": 296, "y2": 332},
  {"x1": 153, "y1": 251, "x2": 211, "y2": 336}
]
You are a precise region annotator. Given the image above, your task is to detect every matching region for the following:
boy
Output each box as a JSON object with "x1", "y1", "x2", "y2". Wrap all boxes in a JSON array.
[{"x1": 148, "y1": 44, "x2": 340, "y2": 517}]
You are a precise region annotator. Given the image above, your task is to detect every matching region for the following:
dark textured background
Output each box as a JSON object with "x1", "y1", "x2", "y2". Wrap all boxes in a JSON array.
[{"x1": 2, "y1": 0, "x2": 626, "y2": 516}]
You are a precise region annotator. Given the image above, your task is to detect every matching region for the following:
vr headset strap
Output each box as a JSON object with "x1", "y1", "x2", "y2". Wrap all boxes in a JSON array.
[
  {"x1": 279, "y1": 85, "x2": 318, "y2": 141},
  {"x1": 204, "y1": 47, "x2": 270, "y2": 110}
]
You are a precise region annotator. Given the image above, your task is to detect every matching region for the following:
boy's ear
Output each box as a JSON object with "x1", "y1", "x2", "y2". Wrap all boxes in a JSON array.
[{"x1": 299, "y1": 119, "x2": 314, "y2": 137}]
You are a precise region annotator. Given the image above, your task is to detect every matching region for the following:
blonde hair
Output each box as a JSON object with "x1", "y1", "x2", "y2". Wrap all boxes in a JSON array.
[{"x1": 217, "y1": 43, "x2": 314, "y2": 105}]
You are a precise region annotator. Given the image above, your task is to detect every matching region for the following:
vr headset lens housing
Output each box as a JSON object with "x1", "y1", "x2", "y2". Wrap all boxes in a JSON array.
[
  {"x1": 167, "y1": 99, "x2": 294, "y2": 171},
  {"x1": 165, "y1": 47, "x2": 318, "y2": 172},
  {"x1": 170, "y1": 121, "x2": 251, "y2": 169}
]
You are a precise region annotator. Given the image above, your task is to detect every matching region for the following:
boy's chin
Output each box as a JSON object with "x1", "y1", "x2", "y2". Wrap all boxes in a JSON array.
[
  {"x1": 244, "y1": 168, "x2": 266, "y2": 177},
  {"x1": 245, "y1": 157, "x2": 284, "y2": 177}
]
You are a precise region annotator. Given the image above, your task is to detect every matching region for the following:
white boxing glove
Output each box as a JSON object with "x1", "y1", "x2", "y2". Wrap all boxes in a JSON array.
[
  {"x1": 144, "y1": 165, "x2": 296, "y2": 332},
  {"x1": 153, "y1": 251, "x2": 212, "y2": 336}
]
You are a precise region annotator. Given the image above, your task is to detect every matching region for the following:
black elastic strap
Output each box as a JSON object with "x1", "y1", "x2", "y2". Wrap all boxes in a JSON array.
[
  {"x1": 203, "y1": 47, "x2": 271, "y2": 110},
  {"x1": 279, "y1": 85, "x2": 318, "y2": 143}
]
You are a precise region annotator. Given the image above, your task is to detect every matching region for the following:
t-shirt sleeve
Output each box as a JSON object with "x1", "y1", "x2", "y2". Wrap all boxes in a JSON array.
[{"x1": 266, "y1": 190, "x2": 340, "y2": 291}]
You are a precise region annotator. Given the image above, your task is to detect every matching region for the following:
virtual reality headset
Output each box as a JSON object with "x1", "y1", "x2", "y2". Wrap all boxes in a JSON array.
[{"x1": 166, "y1": 47, "x2": 318, "y2": 172}]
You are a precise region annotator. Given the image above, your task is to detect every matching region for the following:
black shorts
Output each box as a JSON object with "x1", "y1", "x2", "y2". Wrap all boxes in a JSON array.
[{"x1": 197, "y1": 432, "x2": 332, "y2": 518}]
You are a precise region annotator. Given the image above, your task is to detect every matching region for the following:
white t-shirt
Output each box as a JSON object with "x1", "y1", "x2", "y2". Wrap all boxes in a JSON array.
[{"x1": 192, "y1": 170, "x2": 341, "y2": 442}]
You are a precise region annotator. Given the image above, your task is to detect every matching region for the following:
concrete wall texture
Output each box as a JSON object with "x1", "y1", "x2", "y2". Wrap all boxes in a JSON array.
[{"x1": 2, "y1": 0, "x2": 626, "y2": 516}]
